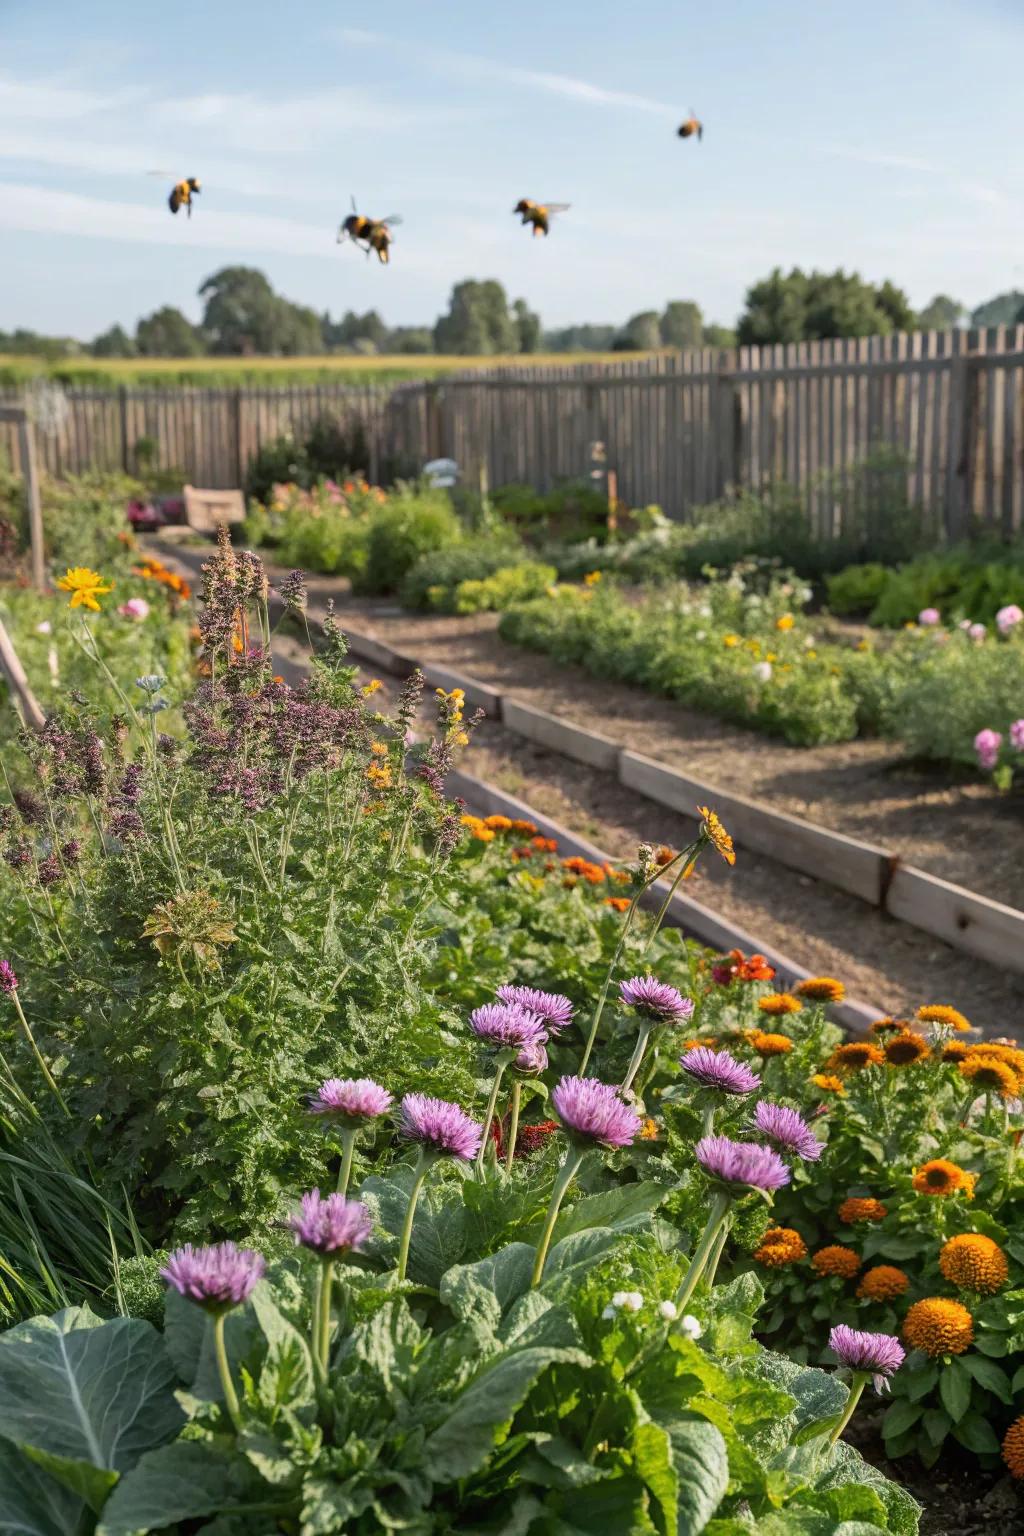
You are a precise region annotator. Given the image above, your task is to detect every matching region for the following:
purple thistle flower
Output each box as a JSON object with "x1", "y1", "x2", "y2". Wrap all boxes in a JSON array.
[
  {"x1": 752, "y1": 1101, "x2": 823, "y2": 1162},
  {"x1": 695, "y1": 1134, "x2": 791, "y2": 1193},
  {"x1": 307, "y1": 1077, "x2": 393, "y2": 1127},
  {"x1": 496, "y1": 985, "x2": 575, "y2": 1035},
  {"x1": 36, "y1": 854, "x2": 63, "y2": 889},
  {"x1": 0, "y1": 961, "x2": 18, "y2": 995},
  {"x1": 828, "y1": 1324, "x2": 906, "y2": 1393},
  {"x1": 287, "y1": 1189, "x2": 372, "y2": 1256},
  {"x1": 470, "y1": 1003, "x2": 548, "y2": 1052},
  {"x1": 514, "y1": 1039, "x2": 548, "y2": 1075},
  {"x1": 619, "y1": 976, "x2": 694, "y2": 1024},
  {"x1": 160, "y1": 1241, "x2": 265, "y2": 1312},
  {"x1": 552, "y1": 1075, "x2": 642, "y2": 1150},
  {"x1": 680, "y1": 1046, "x2": 760, "y2": 1096},
  {"x1": 398, "y1": 1093, "x2": 483, "y2": 1162}
]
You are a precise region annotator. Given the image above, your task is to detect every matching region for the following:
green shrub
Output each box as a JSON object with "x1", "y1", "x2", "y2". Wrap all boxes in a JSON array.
[
  {"x1": 826, "y1": 562, "x2": 891, "y2": 615},
  {"x1": 354, "y1": 486, "x2": 463, "y2": 595},
  {"x1": 399, "y1": 536, "x2": 525, "y2": 610},
  {"x1": 452, "y1": 561, "x2": 557, "y2": 613}
]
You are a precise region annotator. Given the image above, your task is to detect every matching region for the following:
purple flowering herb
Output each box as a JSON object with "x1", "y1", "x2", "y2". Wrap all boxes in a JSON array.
[
  {"x1": 752, "y1": 1101, "x2": 823, "y2": 1162},
  {"x1": 496, "y1": 984, "x2": 575, "y2": 1035},
  {"x1": 36, "y1": 855, "x2": 63, "y2": 889},
  {"x1": 619, "y1": 976, "x2": 694, "y2": 1024},
  {"x1": 398, "y1": 1093, "x2": 483, "y2": 1163},
  {"x1": 288, "y1": 1189, "x2": 372, "y2": 1256},
  {"x1": 0, "y1": 961, "x2": 17, "y2": 995},
  {"x1": 681, "y1": 1046, "x2": 761, "y2": 1096},
  {"x1": 828, "y1": 1325, "x2": 905, "y2": 1388},
  {"x1": 694, "y1": 1134, "x2": 791, "y2": 1193},
  {"x1": 160, "y1": 1241, "x2": 265, "y2": 1313},
  {"x1": 308, "y1": 1077, "x2": 393, "y2": 1124},
  {"x1": 552, "y1": 1075, "x2": 642, "y2": 1150},
  {"x1": 514, "y1": 1039, "x2": 548, "y2": 1075},
  {"x1": 470, "y1": 1003, "x2": 548, "y2": 1053}
]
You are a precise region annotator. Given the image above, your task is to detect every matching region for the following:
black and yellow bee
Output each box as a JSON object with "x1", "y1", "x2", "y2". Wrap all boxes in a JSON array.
[
  {"x1": 337, "y1": 198, "x2": 403, "y2": 264},
  {"x1": 677, "y1": 113, "x2": 703, "y2": 141},
  {"x1": 512, "y1": 199, "x2": 570, "y2": 238},
  {"x1": 168, "y1": 177, "x2": 201, "y2": 216}
]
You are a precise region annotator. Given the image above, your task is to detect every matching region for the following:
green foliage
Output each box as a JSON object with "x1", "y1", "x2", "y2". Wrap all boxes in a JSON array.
[
  {"x1": 135, "y1": 306, "x2": 204, "y2": 358},
  {"x1": 399, "y1": 537, "x2": 526, "y2": 610},
  {"x1": 354, "y1": 487, "x2": 463, "y2": 594},
  {"x1": 433, "y1": 279, "x2": 519, "y2": 354},
  {"x1": 451, "y1": 561, "x2": 557, "y2": 614},
  {"x1": 915, "y1": 295, "x2": 965, "y2": 331},
  {"x1": 828, "y1": 546, "x2": 1024, "y2": 628},
  {"x1": 738, "y1": 268, "x2": 915, "y2": 345},
  {"x1": 243, "y1": 415, "x2": 373, "y2": 501},
  {"x1": 199, "y1": 266, "x2": 323, "y2": 357}
]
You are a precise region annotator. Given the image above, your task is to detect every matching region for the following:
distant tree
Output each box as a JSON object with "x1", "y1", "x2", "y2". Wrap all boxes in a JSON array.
[
  {"x1": 542, "y1": 324, "x2": 617, "y2": 352},
  {"x1": 323, "y1": 309, "x2": 388, "y2": 351},
  {"x1": 433, "y1": 280, "x2": 517, "y2": 354},
  {"x1": 915, "y1": 295, "x2": 966, "y2": 331},
  {"x1": 618, "y1": 310, "x2": 662, "y2": 351},
  {"x1": 738, "y1": 267, "x2": 914, "y2": 344},
  {"x1": 972, "y1": 291, "x2": 1024, "y2": 328},
  {"x1": 512, "y1": 297, "x2": 542, "y2": 354},
  {"x1": 388, "y1": 327, "x2": 434, "y2": 354},
  {"x1": 660, "y1": 300, "x2": 703, "y2": 349},
  {"x1": 0, "y1": 329, "x2": 79, "y2": 359},
  {"x1": 136, "y1": 306, "x2": 204, "y2": 357},
  {"x1": 702, "y1": 323, "x2": 737, "y2": 348},
  {"x1": 199, "y1": 267, "x2": 323, "y2": 355},
  {"x1": 91, "y1": 324, "x2": 136, "y2": 358}
]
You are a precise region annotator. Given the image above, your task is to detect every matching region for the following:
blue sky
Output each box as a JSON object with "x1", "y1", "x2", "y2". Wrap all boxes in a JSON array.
[{"x1": 1, "y1": 0, "x2": 1021, "y2": 341}]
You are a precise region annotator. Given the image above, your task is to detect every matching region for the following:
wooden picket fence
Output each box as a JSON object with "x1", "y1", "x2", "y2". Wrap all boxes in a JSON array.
[{"x1": 3, "y1": 324, "x2": 1024, "y2": 541}]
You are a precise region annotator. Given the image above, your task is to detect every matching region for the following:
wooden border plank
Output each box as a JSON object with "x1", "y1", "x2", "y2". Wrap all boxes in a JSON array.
[
  {"x1": 502, "y1": 697, "x2": 621, "y2": 771},
  {"x1": 885, "y1": 865, "x2": 1024, "y2": 974}
]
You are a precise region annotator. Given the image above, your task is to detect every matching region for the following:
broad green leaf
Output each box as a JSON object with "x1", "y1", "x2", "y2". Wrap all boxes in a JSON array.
[
  {"x1": 938, "y1": 1359, "x2": 971, "y2": 1423},
  {"x1": 19, "y1": 1445, "x2": 119, "y2": 1514},
  {"x1": 97, "y1": 1441, "x2": 272, "y2": 1536},
  {"x1": 347, "y1": 1300, "x2": 424, "y2": 1395},
  {"x1": 549, "y1": 1182, "x2": 666, "y2": 1243},
  {"x1": 0, "y1": 1438, "x2": 87, "y2": 1536},
  {"x1": 951, "y1": 1410, "x2": 1001, "y2": 1455},
  {"x1": 633, "y1": 1418, "x2": 679, "y2": 1536},
  {"x1": 819, "y1": 1442, "x2": 921, "y2": 1535},
  {"x1": 163, "y1": 1288, "x2": 258, "y2": 1402},
  {"x1": 500, "y1": 1295, "x2": 582, "y2": 1352},
  {"x1": 440, "y1": 1243, "x2": 535, "y2": 1329},
  {"x1": 424, "y1": 1344, "x2": 590, "y2": 1480},
  {"x1": 545, "y1": 1475, "x2": 654, "y2": 1534},
  {"x1": 518, "y1": 1433, "x2": 606, "y2": 1490},
  {"x1": 0, "y1": 1308, "x2": 183, "y2": 1475},
  {"x1": 881, "y1": 1398, "x2": 922, "y2": 1439},
  {"x1": 962, "y1": 1355, "x2": 1012, "y2": 1402},
  {"x1": 362, "y1": 1170, "x2": 468, "y2": 1287},
  {"x1": 806, "y1": 1484, "x2": 888, "y2": 1525},
  {"x1": 1011, "y1": 1363, "x2": 1024, "y2": 1394},
  {"x1": 666, "y1": 1415, "x2": 729, "y2": 1536},
  {"x1": 903, "y1": 1362, "x2": 939, "y2": 1401},
  {"x1": 921, "y1": 1408, "x2": 951, "y2": 1446},
  {"x1": 541, "y1": 1228, "x2": 626, "y2": 1296}
]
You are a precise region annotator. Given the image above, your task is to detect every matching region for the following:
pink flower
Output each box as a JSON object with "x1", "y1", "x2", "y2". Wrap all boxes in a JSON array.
[
  {"x1": 968, "y1": 623, "x2": 986, "y2": 643},
  {"x1": 552, "y1": 1075, "x2": 642, "y2": 1149},
  {"x1": 398, "y1": 1093, "x2": 483, "y2": 1162},
  {"x1": 1010, "y1": 719, "x2": 1024, "y2": 752},
  {"x1": 307, "y1": 1077, "x2": 392, "y2": 1126},
  {"x1": 918, "y1": 607, "x2": 941, "y2": 627},
  {"x1": 974, "y1": 728, "x2": 1002, "y2": 771},
  {"x1": 996, "y1": 604, "x2": 1023, "y2": 634},
  {"x1": 118, "y1": 597, "x2": 150, "y2": 621},
  {"x1": 287, "y1": 1190, "x2": 372, "y2": 1255},
  {"x1": 161, "y1": 1242, "x2": 265, "y2": 1312}
]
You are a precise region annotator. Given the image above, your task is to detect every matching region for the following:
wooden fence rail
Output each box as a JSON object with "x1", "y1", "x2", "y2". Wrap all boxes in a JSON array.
[{"x1": 3, "y1": 324, "x2": 1024, "y2": 541}]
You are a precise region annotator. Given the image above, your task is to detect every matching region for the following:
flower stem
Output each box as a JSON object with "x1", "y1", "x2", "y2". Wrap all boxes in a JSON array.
[
  {"x1": 396, "y1": 1156, "x2": 429, "y2": 1284},
  {"x1": 213, "y1": 1311, "x2": 243, "y2": 1432},
  {"x1": 621, "y1": 1021, "x2": 654, "y2": 1094},
  {"x1": 10, "y1": 991, "x2": 68, "y2": 1115},
  {"x1": 702, "y1": 1213, "x2": 732, "y2": 1291},
  {"x1": 476, "y1": 1060, "x2": 508, "y2": 1176},
  {"x1": 317, "y1": 1259, "x2": 336, "y2": 1369},
  {"x1": 531, "y1": 1148, "x2": 584, "y2": 1288},
  {"x1": 641, "y1": 838, "x2": 701, "y2": 955},
  {"x1": 674, "y1": 1191, "x2": 731, "y2": 1312},
  {"x1": 828, "y1": 1372, "x2": 868, "y2": 1446},
  {"x1": 701, "y1": 1103, "x2": 716, "y2": 1138},
  {"x1": 336, "y1": 1128, "x2": 357, "y2": 1196},
  {"x1": 504, "y1": 1079, "x2": 522, "y2": 1175},
  {"x1": 579, "y1": 905, "x2": 638, "y2": 1077}
]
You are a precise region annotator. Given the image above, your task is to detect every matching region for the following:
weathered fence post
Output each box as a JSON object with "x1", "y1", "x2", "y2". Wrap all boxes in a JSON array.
[
  {"x1": 0, "y1": 617, "x2": 46, "y2": 728},
  {"x1": 0, "y1": 407, "x2": 45, "y2": 592},
  {"x1": 118, "y1": 384, "x2": 130, "y2": 473}
]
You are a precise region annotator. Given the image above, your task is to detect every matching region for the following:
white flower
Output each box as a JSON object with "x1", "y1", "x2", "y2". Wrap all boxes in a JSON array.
[
  {"x1": 679, "y1": 1314, "x2": 703, "y2": 1340},
  {"x1": 658, "y1": 1299, "x2": 678, "y2": 1321},
  {"x1": 601, "y1": 1304, "x2": 617, "y2": 1320},
  {"x1": 803, "y1": 633, "x2": 817, "y2": 648},
  {"x1": 610, "y1": 1289, "x2": 643, "y2": 1313},
  {"x1": 35, "y1": 620, "x2": 52, "y2": 635},
  {"x1": 753, "y1": 661, "x2": 772, "y2": 683}
]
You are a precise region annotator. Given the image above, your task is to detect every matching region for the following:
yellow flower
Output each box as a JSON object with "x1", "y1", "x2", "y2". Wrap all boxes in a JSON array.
[
  {"x1": 902, "y1": 1297, "x2": 974, "y2": 1357},
  {"x1": 696, "y1": 805, "x2": 736, "y2": 867},
  {"x1": 484, "y1": 815, "x2": 513, "y2": 832},
  {"x1": 723, "y1": 633, "x2": 741, "y2": 648},
  {"x1": 454, "y1": 731, "x2": 469, "y2": 747},
  {"x1": 939, "y1": 1234, "x2": 1008, "y2": 1294},
  {"x1": 806, "y1": 649, "x2": 817, "y2": 660},
  {"x1": 916, "y1": 1004, "x2": 970, "y2": 1032},
  {"x1": 838, "y1": 1197, "x2": 887, "y2": 1224},
  {"x1": 796, "y1": 976, "x2": 846, "y2": 1003},
  {"x1": 748, "y1": 1030, "x2": 792, "y2": 1056},
  {"x1": 857, "y1": 1265, "x2": 908, "y2": 1301},
  {"x1": 958, "y1": 1054, "x2": 1019, "y2": 1098},
  {"x1": 758, "y1": 993, "x2": 802, "y2": 1016},
  {"x1": 828, "y1": 1041, "x2": 884, "y2": 1071},
  {"x1": 912, "y1": 1158, "x2": 975, "y2": 1198},
  {"x1": 361, "y1": 678, "x2": 382, "y2": 696},
  {"x1": 812, "y1": 1073, "x2": 846, "y2": 1095},
  {"x1": 366, "y1": 762, "x2": 392, "y2": 790},
  {"x1": 754, "y1": 1227, "x2": 807, "y2": 1267},
  {"x1": 775, "y1": 613, "x2": 795, "y2": 631},
  {"x1": 56, "y1": 566, "x2": 113, "y2": 611},
  {"x1": 583, "y1": 570, "x2": 602, "y2": 586},
  {"x1": 884, "y1": 1032, "x2": 931, "y2": 1067},
  {"x1": 811, "y1": 1245, "x2": 860, "y2": 1280}
]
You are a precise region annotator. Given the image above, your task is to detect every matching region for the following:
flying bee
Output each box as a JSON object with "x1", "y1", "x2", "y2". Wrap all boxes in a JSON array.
[
  {"x1": 677, "y1": 112, "x2": 703, "y2": 141},
  {"x1": 513, "y1": 199, "x2": 570, "y2": 238},
  {"x1": 337, "y1": 197, "x2": 402, "y2": 263},
  {"x1": 168, "y1": 176, "x2": 201, "y2": 215}
]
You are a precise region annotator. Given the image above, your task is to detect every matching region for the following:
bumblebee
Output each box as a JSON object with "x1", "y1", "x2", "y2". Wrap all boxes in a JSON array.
[
  {"x1": 677, "y1": 113, "x2": 703, "y2": 141},
  {"x1": 168, "y1": 177, "x2": 201, "y2": 216},
  {"x1": 337, "y1": 197, "x2": 402, "y2": 264},
  {"x1": 513, "y1": 199, "x2": 570, "y2": 238}
]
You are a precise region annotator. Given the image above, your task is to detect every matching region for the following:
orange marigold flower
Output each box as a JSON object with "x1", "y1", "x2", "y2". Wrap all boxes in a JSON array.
[
  {"x1": 484, "y1": 814, "x2": 513, "y2": 831},
  {"x1": 775, "y1": 613, "x2": 795, "y2": 631},
  {"x1": 812, "y1": 1073, "x2": 846, "y2": 1095},
  {"x1": 828, "y1": 1041, "x2": 884, "y2": 1071},
  {"x1": 754, "y1": 1227, "x2": 808, "y2": 1267},
  {"x1": 811, "y1": 1245, "x2": 860, "y2": 1280},
  {"x1": 916, "y1": 1004, "x2": 970, "y2": 1032},
  {"x1": 365, "y1": 762, "x2": 392, "y2": 790},
  {"x1": 938, "y1": 1234, "x2": 1009, "y2": 1294},
  {"x1": 902, "y1": 1297, "x2": 974, "y2": 1356},
  {"x1": 959, "y1": 1054, "x2": 1020, "y2": 1098},
  {"x1": 870, "y1": 1016, "x2": 906, "y2": 1036},
  {"x1": 749, "y1": 1030, "x2": 793, "y2": 1056},
  {"x1": 739, "y1": 953, "x2": 775, "y2": 982},
  {"x1": 655, "y1": 845, "x2": 675, "y2": 866},
  {"x1": 512, "y1": 819, "x2": 538, "y2": 835},
  {"x1": 884, "y1": 1032, "x2": 931, "y2": 1067},
  {"x1": 912, "y1": 1159, "x2": 974, "y2": 1197},
  {"x1": 838, "y1": 1197, "x2": 887, "y2": 1224},
  {"x1": 604, "y1": 896, "x2": 631, "y2": 912},
  {"x1": 639, "y1": 1116, "x2": 659, "y2": 1140},
  {"x1": 531, "y1": 836, "x2": 558, "y2": 853},
  {"x1": 697, "y1": 805, "x2": 736, "y2": 866},
  {"x1": 758, "y1": 992, "x2": 802, "y2": 1016},
  {"x1": 796, "y1": 976, "x2": 846, "y2": 1003},
  {"x1": 857, "y1": 1264, "x2": 909, "y2": 1301},
  {"x1": 942, "y1": 1040, "x2": 971, "y2": 1063},
  {"x1": 1002, "y1": 1416, "x2": 1024, "y2": 1479}
]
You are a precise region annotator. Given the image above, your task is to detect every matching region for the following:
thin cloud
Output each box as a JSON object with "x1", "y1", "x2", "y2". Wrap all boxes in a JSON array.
[
  {"x1": 0, "y1": 70, "x2": 142, "y2": 120},
  {"x1": 818, "y1": 141, "x2": 1007, "y2": 210}
]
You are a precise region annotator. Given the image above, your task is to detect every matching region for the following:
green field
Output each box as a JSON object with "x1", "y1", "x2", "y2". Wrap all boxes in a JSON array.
[{"x1": 0, "y1": 350, "x2": 665, "y2": 391}]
